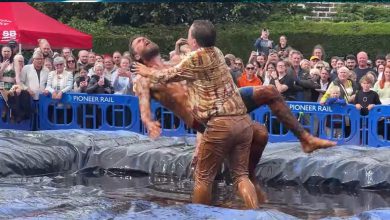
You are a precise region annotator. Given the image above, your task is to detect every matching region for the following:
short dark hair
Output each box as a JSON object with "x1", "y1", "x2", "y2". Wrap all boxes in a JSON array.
[
  {"x1": 345, "y1": 54, "x2": 356, "y2": 61},
  {"x1": 376, "y1": 54, "x2": 386, "y2": 61},
  {"x1": 190, "y1": 20, "x2": 216, "y2": 47},
  {"x1": 128, "y1": 35, "x2": 143, "y2": 61}
]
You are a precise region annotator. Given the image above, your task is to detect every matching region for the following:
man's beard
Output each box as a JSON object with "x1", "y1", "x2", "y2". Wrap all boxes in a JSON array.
[{"x1": 140, "y1": 44, "x2": 160, "y2": 63}]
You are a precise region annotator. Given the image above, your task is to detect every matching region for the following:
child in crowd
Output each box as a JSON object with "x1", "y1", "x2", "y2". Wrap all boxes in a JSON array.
[
  {"x1": 324, "y1": 86, "x2": 346, "y2": 138},
  {"x1": 354, "y1": 75, "x2": 381, "y2": 143},
  {"x1": 354, "y1": 75, "x2": 381, "y2": 116}
]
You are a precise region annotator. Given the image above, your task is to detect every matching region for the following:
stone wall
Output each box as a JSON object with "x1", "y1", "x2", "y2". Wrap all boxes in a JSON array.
[{"x1": 298, "y1": 2, "x2": 342, "y2": 21}]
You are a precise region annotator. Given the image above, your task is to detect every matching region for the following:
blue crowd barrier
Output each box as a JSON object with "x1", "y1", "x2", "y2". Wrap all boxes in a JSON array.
[
  {"x1": 367, "y1": 105, "x2": 390, "y2": 147},
  {"x1": 0, "y1": 95, "x2": 33, "y2": 130},
  {"x1": 38, "y1": 93, "x2": 140, "y2": 133},
  {"x1": 1, "y1": 92, "x2": 390, "y2": 147},
  {"x1": 251, "y1": 101, "x2": 362, "y2": 145}
]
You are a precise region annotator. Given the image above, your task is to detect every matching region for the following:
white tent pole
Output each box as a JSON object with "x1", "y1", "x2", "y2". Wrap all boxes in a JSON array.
[{"x1": 18, "y1": 43, "x2": 21, "y2": 54}]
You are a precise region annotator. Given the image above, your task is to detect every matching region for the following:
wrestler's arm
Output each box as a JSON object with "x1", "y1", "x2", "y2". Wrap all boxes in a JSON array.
[
  {"x1": 134, "y1": 76, "x2": 161, "y2": 139},
  {"x1": 135, "y1": 54, "x2": 196, "y2": 84}
]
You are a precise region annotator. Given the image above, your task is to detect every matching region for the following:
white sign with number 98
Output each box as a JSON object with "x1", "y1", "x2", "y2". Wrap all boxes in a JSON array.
[{"x1": 2, "y1": 30, "x2": 16, "y2": 40}]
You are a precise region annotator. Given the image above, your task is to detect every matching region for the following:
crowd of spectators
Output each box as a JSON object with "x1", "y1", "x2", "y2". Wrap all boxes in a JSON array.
[
  {"x1": 228, "y1": 28, "x2": 390, "y2": 138},
  {"x1": 0, "y1": 39, "x2": 135, "y2": 125},
  {"x1": 1, "y1": 30, "x2": 390, "y2": 137}
]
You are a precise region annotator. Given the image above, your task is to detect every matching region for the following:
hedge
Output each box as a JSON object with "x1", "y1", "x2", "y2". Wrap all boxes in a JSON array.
[{"x1": 90, "y1": 21, "x2": 390, "y2": 62}]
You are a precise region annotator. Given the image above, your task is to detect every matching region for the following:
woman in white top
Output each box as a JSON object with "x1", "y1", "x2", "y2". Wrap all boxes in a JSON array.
[
  {"x1": 374, "y1": 65, "x2": 390, "y2": 105},
  {"x1": 44, "y1": 56, "x2": 73, "y2": 100},
  {"x1": 111, "y1": 57, "x2": 134, "y2": 95}
]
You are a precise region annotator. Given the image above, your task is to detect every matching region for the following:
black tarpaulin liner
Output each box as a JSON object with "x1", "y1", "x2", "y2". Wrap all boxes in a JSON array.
[{"x1": 0, "y1": 130, "x2": 390, "y2": 188}]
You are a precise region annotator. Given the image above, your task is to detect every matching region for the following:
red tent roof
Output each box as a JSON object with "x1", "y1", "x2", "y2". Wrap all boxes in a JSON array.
[{"x1": 0, "y1": 2, "x2": 93, "y2": 49}]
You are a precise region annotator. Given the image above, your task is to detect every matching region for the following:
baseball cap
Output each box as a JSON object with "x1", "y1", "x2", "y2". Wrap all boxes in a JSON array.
[{"x1": 310, "y1": 55, "x2": 320, "y2": 61}]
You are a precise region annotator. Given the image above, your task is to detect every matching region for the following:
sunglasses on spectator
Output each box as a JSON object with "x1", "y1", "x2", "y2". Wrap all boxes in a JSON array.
[
  {"x1": 67, "y1": 60, "x2": 75, "y2": 63},
  {"x1": 246, "y1": 67, "x2": 255, "y2": 70},
  {"x1": 235, "y1": 63, "x2": 242, "y2": 65},
  {"x1": 55, "y1": 63, "x2": 64, "y2": 66},
  {"x1": 316, "y1": 66, "x2": 324, "y2": 69}
]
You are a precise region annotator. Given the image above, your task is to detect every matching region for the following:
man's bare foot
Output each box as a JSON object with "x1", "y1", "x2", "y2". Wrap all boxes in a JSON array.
[
  {"x1": 300, "y1": 132, "x2": 337, "y2": 153},
  {"x1": 253, "y1": 181, "x2": 268, "y2": 204}
]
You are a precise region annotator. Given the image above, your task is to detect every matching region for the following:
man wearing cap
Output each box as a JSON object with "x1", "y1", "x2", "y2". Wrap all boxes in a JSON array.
[{"x1": 310, "y1": 55, "x2": 320, "y2": 68}]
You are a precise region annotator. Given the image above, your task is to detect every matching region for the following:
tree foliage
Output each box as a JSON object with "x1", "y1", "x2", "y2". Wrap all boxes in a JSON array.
[
  {"x1": 29, "y1": 2, "x2": 310, "y2": 26},
  {"x1": 333, "y1": 3, "x2": 390, "y2": 22}
]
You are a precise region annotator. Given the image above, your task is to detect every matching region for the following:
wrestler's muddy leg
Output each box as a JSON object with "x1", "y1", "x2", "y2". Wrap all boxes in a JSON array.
[
  {"x1": 249, "y1": 122, "x2": 268, "y2": 204},
  {"x1": 252, "y1": 85, "x2": 336, "y2": 153}
]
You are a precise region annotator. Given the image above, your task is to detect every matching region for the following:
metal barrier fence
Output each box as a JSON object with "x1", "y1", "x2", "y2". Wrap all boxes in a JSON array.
[{"x1": 0, "y1": 93, "x2": 389, "y2": 147}]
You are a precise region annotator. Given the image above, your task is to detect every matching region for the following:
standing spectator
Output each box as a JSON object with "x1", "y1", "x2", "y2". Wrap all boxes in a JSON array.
[
  {"x1": 354, "y1": 51, "x2": 376, "y2": 83},
  {"x1": 38, "y1": 39, "x2": 52, "y2": 59},
  {"x1": 310, "y1": 55, "x2": 320, "y2": 68},
  {"x1": 44, "y1": 57, "x2": 53, "y2": 71},
  {"x1": 270, "y1": 60, "x2": 296, "y2": 101},
  {"x1": 330, "y1": 58, "x2": 345, "y2": 81},
  {"x1": 95, "y1": 54, "x2": 103, "y2": 64},
  {"x1": 330, "y1": 56, "x2": 338, "y2": 72},
  {"x1": 376, "y1": 64, "x2": 385, "y2": 81},
  {"x1": 73, "y1": 67, "x2": 89, "y2": 93},
  {"x1": 262, "y1": 62, "x2": 276, "y2": 86},
  {"x1": 19, "y1": 51, "x2": 49, "y2": 100},
  {"x1": 77, "y1": 50, "x2": 89, "y2": 69},
  {"x1": 315, "y1": 68, "x2": 331, "y2": 102},
  {"x1": 375, "y1": 55, "x2": 386, "y2": 72},
  {"x1": 112, "y1": 51, "x2": 122, "y2": 68},
  {"x1": 61, "y1": 47, "x2": 72, "y2": 60},
  {"x1": 386, "y1": 53, "x2": 390, "y2": 67},
  {"x1": 300, "y1": 59, "x2": 310, "y2": 74},
  {"x1": 0, "y1": 45, "x2": 16, "y2": 90},
  {"x1": 13, "y1": 54, "x2": 24, "y2": 85},
  {"x1": 311, "y1": 44, "x2": 329, "y2": 69},
  {"x1": 345, "y1": 54, "x2": 357, "y2": 71},
  {"x1": 230, "y1": 58, "x2": 244, "y2": 85},
  {"x1": 254, "y1": 28, "x2": 273, "y2": 56},
  {"x1": 237, "y1": 63, "x2": 262, "y2": 87},
  {"x1": 320, "y1": 66, "x2": 357, "y2": 104},
  {"x1": 355, "y1": 75, "x2": 381, "y2": 116},
  {"x1": 44, "y1": 57, "x2": 73, "y2": 100},
  {"x1": 224, "y1": 54, "x2": 236, "y2": 71},
  {"x1": 103, "y1": 56, "x2": 116, "y2": 81},
  {"x1": 86, "y1": 63, "x2": 112, "y2": 94},
  {"x1": 274, "y1": 35, "x2": 292, "y2": 59},
  {"x1": 373, "y1": 65, "x2": 390, "y2": 104},
  {"x1": 288, "y1": 50, "x2": 304, "y2": 76},
  {"x1": 111, "y1": 57, "x2": 134, "y2": 95},
  {"x1": 65, "y1": 55, "x2": 78, "y2": 77},
  {"x1": 267, "y1": 50, "x2": 280, "y2": 64},
  {"x1": 28, "y1": 39, "x2": 53, "y2": 64},
  {"x1": 88, "y1": 52, "x2": 96, "y2": 67}
]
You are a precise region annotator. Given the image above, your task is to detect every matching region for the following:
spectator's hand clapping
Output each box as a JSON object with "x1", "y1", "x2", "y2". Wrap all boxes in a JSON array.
[
  {"x1": 98, "y1": 77, "x2": 104, "y2": 86},
  {"x1": 0, "y1": 59, "x2": 10, "y2": 72},
  {"x1": 270, "y1": 71, "x2": 278, "y2": 80}
]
